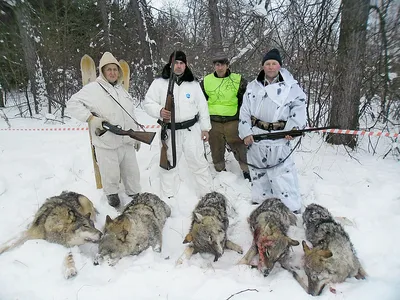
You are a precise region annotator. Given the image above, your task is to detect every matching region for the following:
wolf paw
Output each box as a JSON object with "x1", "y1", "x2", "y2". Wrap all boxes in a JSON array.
[
  {"x1": 64, "y1": 266, "x2": 77, "y2": 279},
  {"x1": 153, "y1": 244, "x2": 161, "y2": 252},
  {"x1": 175, "y1": 257, "x2": 184, "y2": 266},
  {"x1": 63, "y1": 252, "x2": 77, "y2": 279}
]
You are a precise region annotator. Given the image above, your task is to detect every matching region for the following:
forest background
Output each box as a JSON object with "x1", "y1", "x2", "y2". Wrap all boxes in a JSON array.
[{"x1": 0, "y1": 0, "x2": 399, "y2": 149}]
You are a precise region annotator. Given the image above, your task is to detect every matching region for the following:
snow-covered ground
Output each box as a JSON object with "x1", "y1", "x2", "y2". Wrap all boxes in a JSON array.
[{"x1": 0, "y1": 108, "x2": 399, "y2": 300}]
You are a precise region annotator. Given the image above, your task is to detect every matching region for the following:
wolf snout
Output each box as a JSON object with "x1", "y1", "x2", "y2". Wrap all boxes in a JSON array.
[
  {"x1": 213, "y1": 253, "x2": 222, "y2": 262},
  {"x1": 261, "y1": 267, "x2": 270, "y2": 277}
]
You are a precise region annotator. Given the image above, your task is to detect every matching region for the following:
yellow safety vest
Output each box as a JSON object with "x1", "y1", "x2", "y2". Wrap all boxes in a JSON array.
[{"x1": 204, "y1": 73, "x2": 241, "y2": 116}]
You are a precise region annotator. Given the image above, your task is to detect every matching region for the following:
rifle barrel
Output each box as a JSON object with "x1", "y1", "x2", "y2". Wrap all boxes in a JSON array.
[{"x1": 253, "y1": 126, "x2": 335, "y2": 141}]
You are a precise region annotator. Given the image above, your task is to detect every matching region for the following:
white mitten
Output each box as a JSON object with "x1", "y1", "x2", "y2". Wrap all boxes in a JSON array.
[
  {"x1": 134, "y1": 141, "x2": 141, "y2": 152},
  {"x1": 88, "y1": 116, "x2": 105, "y2": 130}
]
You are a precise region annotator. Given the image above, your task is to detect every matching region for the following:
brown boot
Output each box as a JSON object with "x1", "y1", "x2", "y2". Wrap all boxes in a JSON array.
[{"x1": 106, "y1": 194, "x2": 120, "y2": 207}]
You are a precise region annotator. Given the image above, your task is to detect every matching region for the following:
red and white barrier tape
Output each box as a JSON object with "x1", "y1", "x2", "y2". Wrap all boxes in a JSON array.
[
  {"x1": 0, "y1": 124, "x2": 161, "y2": 131},
  {"x1": 320, "y1": 128, "x2": 398, "y2": 138},
  {"x1": 0, "y1": 126, "x2": 398, "y2": 138}
]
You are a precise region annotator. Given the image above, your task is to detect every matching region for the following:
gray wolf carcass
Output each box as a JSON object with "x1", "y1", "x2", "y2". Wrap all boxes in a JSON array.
[
  {"x1": 0, "y1": 191, "x2": 102, "y2": 278},
  {"x1": 292, "y1": 203, "x2": 366, "y2": 296},
  {"x1": 178, "y1": 192, "x2": 243, "y2": 264},
  {"x1": 95, "y1": 192, "x2": 171, "y2": 266},
  {"x1": 238, "y1": 198, "x2": 299, "y2": 276}
]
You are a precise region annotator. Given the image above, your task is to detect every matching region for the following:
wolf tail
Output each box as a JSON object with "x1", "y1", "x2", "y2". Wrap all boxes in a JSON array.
[{"x1": 0, "y1": 232, "x2": 30, "y2": 255}]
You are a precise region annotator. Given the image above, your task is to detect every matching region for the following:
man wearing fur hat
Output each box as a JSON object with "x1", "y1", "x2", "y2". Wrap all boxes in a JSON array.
[
  {"x1": 144, "y1": 51, "x2": 213, "y2": 201},
  {"x1": 200, "y1": 51, "x2": 250, "y2": 181},
  {"x1": 67, "y1": 52, "x2": 141, "y2": 208},
  {"x1": 238, "y1": 48, "x2": 307, "y2": 213}
]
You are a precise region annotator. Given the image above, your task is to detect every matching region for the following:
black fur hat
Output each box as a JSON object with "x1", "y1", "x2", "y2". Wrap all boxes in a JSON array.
[
  {"x1": 169, "y1": 50, "x2": 187, "y2": 65},
  {"x1": 262, "y1": 48, "x2": 282, "y2": 66}
]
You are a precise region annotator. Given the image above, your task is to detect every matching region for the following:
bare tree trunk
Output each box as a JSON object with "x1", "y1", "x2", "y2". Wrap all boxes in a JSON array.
[
  {"x1": 129, "y1": 0, "x2": 154, "y2": 86},
  {"x1": 328, "y1": 0, "x2": 370, "y2": 149},
  {"x1": 99, "y1": 0, "x2": 112, "y2": 50},
  {"x1": 208, "y1": 0, "x2": 223, "y2": 53},
  {"x1": 14, "y1": 0, "x2": 39, "y2": 114},
  {"x1": 0, "y1": 85, "x2": 4, "y2": 107}
]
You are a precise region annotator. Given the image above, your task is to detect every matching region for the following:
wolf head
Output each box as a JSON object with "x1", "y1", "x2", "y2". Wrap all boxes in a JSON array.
[
  {"x1": 255, "y1": 224, "x2": 299, "y2": 276},
  {"x1": 95, "y1": 215, "x2": 133, "y2": 265},
  {"x1": 302, "y1": 240, "x2": 333, "y2": 296},
  {"x1": 65, "y1": 210, "x2": 102, "y2": 246},
  {"x1": 183, "y1": 213, "x2": 226, "y2": 262},
  {"x1": 303, "y1": 204, "x2": 333, "y2": 227},
  {"x1": 58, "y1": 191, "x2": 97, "y2": 222}
]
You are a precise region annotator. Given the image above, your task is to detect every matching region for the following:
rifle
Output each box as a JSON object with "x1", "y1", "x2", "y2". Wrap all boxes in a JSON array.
[
  {"x1": 159, "y1": 52, "x2": 177, "y2": 170},
  {"x1": 96, "y1": 122, "x2": 156, "y2": 145},
  {"x1": 253, "y1": 126, "x2": 335, "y2": 141}
]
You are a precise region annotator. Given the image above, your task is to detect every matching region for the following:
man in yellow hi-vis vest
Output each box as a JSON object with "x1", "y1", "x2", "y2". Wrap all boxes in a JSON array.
[{"x1": 200, "y1": 52, "x2": 250, "y2": 181}]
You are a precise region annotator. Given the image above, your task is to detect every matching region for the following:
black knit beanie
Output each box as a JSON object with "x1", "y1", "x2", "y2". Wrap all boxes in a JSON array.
[
  {"x1": 169, "y1": 50, "x2": 187, "y2": 65},
  {"x1": 262, "y1": 48, "x2": 282, "y2": 66}
]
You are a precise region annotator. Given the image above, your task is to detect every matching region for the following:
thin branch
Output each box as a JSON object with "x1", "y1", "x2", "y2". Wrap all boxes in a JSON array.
[{"x1": 225, "y1": 289, "x2": 259, "y2": 300}]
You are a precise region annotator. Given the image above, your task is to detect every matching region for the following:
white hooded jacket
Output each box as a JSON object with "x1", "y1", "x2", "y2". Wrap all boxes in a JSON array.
[
  {"x1": 144, "y1": 74, "x2": 211, "y2": 131},
  {"x1": 67, "y1": 52, "x2": 139, "y2": 150},
  {"x1": 239, "y1": 68, "x2": 307, "y2": 142}
]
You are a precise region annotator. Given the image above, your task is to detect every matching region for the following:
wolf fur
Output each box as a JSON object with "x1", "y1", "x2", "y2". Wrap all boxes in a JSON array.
[
  {"x1": 0, "y1": 191, "x2": 102, "y2": 279},
  {"x1": 294, "y1": 203, "x2": 366, "y2": 296},
  {"x1": 178, "y1": 192, "x2": 243, "y2": 264},
  {"x1": 95, "y1": 192, "x2": 171, "y2": 266},
  {"x1": 238, "y1": 198, "x2": 299, "y2": 277}
]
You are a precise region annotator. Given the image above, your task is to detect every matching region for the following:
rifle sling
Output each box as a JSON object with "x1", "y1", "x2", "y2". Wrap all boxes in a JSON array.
[
  {"x1": 157, "y1": 114, "x2": 198, "y2": 130},
  {"x1": 97, "y1": 82, "x2": 146, "y2": 132}
]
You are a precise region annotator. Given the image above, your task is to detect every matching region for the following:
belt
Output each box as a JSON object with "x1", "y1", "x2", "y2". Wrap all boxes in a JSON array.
[
  {"x1": 210, "y1": 115, "x2": 238, "y2": 123},
  {"x1": 157, "y1": 114, "x2": 199, "y2": 130},
  {"x1": 251, "y1": 116, "x2": 286, "y2": 131}
]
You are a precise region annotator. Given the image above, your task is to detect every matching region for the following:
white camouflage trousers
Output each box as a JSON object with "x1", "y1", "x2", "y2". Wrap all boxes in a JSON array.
[
  {"x1": 247, "y1": 139, "x2": 301, "y2": 211},
  {"x1": 95, "y1": 144, "x2": 141, "y2": 196}
]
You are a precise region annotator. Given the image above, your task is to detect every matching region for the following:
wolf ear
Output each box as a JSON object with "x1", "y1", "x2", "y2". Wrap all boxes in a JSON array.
[
  {"x1": 318, "y1": 249, "x2": 333, "y2": 258},
  {"x1": 105, "y1": 215, "x2": 113, "y2": 226},
  {"x1": 287, "y1": 237, "x2": 300, "y2": 246},
  {"x1": 68, "y1": 210, "x2": 76, "y2": 223},
  {"x1": 183, "y1": 233, "x2": 193, "y2": 244},
  {"x1": 302, "y1": 240, "x2": 311, "y2": 254},
  {"x1": 194, "y1": 213, "x2": 203, "y2": 222}
]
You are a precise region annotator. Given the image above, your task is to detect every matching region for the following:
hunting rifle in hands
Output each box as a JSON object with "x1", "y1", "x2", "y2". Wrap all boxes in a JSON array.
[
  {"x1": 92, "y1": 112, "x2": 156, "y2": 145},
  {"x1": 159, "y1": 52, "x2": 177, "y2": 170},
  {"x1": 253, "y1": 126, "x2": 335, "y2": 141},
  {"x1": 98, "y1": 122, "x2": 156, "y2": 145}
]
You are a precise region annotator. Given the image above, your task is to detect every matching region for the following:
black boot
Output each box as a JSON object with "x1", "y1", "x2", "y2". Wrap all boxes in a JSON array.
[
  {"x1": 107, "y1": 194, "x2": 121, "y2": 207},
  {"x1": 243, "y1": 171, "x2": 251, "y2": 182}
]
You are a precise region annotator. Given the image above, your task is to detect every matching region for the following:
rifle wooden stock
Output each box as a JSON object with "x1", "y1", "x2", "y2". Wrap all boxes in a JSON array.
[
  {"x1": 100, "y1": 122, "x2": 156, "y2": 145},
  {"x1": 159, "y1": 53, "x2": 177, "y2": 170},
  {"x1": 253, "y1": 126, "x2": 335, "y2": 141},
  {"x1": 159, "y1": 93, "x2": 176, "y2": 170}
]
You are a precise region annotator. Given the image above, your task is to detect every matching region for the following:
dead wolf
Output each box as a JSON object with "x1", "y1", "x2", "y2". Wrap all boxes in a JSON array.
[
  {"x1": 177, "y1": 192, "x2": 243, "y2": 264},
  {"x1": 292, "y1": 203, "x2": 366, "y2": 296},
  {"x1": 0, "y1": 191, "x2": 102, "y2": 278},
  {"x1": 94, "y1": 192, "x2": 171, "y2": 266},
  {"x1": 238, "y1": 198, "x2": 299, "y2": 277}
]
